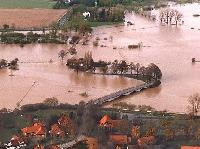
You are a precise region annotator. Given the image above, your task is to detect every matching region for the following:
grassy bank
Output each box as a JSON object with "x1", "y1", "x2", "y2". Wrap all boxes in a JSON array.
[{"x1": 0, "y1": 0, "x2": 56, "y2": 9}]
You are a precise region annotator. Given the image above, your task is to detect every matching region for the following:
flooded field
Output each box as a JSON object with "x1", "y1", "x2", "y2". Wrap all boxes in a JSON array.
[
  {"x1": 1, "y1": 3, "x2": 200, "y2": 112},
  {"x1": 0, "y1": 44, "x2": 142, "y2": 109}
]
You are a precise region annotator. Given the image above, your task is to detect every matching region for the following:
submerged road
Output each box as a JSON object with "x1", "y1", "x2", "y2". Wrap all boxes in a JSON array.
[{"x1": 91, "y1": 81, "x2": 154, "y2": 105}]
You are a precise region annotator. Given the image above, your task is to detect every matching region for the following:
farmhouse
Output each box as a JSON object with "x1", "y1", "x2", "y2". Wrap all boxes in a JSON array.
[
  {"x1": 99, "y1": 115, "x2": 129, "y2": 131},
  {"x1": 21, "y1": 122, "x2": 46, "y2": 138}
]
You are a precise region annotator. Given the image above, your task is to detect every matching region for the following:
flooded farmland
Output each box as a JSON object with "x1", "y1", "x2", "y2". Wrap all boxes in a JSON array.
[{"x1": 1, "y1": 3, "x2": 200, "y2": 113}]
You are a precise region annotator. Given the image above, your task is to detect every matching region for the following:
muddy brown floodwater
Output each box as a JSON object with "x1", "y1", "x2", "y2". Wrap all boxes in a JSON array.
[
  {"x1": 0, "y1": 3, "x2": 200, "y2": 113},
  {"x1": 0, "y1": 44, "x2": 142, "y2": 109}
]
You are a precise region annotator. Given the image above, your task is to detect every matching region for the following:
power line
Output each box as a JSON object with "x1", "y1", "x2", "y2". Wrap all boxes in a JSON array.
[{"x1": 16, "y1": 81, "x2": 37, "y2": 108}]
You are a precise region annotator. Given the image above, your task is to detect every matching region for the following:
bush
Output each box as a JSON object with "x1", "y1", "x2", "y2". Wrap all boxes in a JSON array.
[
  {"x1": 20, "y1": 103, "x2": 49, "y2": 112},
  {"x1": 93, "y1": 40, "x2": 99, "y2": 46}
]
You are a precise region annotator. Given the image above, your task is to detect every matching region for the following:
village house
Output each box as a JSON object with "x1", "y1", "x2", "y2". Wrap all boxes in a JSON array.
[
  {"x1": 21, "y1": 122, "x2": 46, "y2": 138},
  {"x1": 99, "y1": 115, "x2": 129, "y2": 131}
]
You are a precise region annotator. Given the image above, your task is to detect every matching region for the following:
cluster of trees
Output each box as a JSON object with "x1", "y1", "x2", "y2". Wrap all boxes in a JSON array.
[
  {"x1": 0, "y1": 58, "x2": 19, "y2": 70},
  {"x1": 159, "y1": 8, "x2": 183, "y2": 26},
  {"x1": 62, "y1": 13, "x2": 93, "y2": 34},
  {"x1": 53, "y1": 0, "x2": 164, "y2": 8},
  {"x1": 67, "y1": 54, "x2": 162, "y2": 82},
  {"x1": 0, "y1": 31, "x2": 64, "y2": 45},
  {"x1": 53, "y1": 0, "x2": 138, "y2": 8},
  {"x1": 87, "y1": 5, "x2": 125, "y2": 22}
]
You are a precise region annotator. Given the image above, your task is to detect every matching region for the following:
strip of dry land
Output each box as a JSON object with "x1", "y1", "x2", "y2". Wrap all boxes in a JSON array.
[{"x1": 0, "y1": 9, "x2": 67, "y2": 29}]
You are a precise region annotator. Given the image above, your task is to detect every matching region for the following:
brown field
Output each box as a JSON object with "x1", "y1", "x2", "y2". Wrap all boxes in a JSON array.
[{"x1": 0, "y1": 9, "x2": 67, "y2": 29}]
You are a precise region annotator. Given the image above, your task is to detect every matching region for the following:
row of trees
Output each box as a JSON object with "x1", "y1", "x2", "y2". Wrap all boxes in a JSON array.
[
  {"x1": 66, "y1": 53, "x2": 162, "y2": 82},
  {"x1": 0, "y1": 31, "x2": 64, "y2": 44},
  {"x1": 53, "y1": 0, "x2": 140, "y2": 8}
]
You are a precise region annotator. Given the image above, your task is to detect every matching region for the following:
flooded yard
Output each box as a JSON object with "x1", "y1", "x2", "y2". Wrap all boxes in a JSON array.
[{"x1": 1, "y1": 3, "x2": 200, "y2": 112}]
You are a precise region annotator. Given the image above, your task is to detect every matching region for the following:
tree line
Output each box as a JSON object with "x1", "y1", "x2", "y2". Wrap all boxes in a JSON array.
[{"x1": 66, "y1": 52, "x2": 162, "y2": 82}]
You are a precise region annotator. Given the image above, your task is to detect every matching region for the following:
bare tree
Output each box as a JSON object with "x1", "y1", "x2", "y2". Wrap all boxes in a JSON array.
[
  {"x1": 159, "y1": 8, "x2": 183, "y2": 26},
  {"x1": 188, "y1": 93, "x2": 200, "y2": 117},
  {"x1": 58, "y1": 50, "x2": 67, "y2": 61},
  {"x1": 174, "y1": 10, "x2": 183, "y2": 26}
]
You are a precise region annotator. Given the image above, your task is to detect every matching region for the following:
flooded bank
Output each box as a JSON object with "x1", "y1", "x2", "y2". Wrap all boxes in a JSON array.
[{"x1": 1, "y1": 3, "x2": 200, "y2": 112}]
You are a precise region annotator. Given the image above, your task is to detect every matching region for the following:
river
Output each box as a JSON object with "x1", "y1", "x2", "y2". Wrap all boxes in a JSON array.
[{"x1": 0, "y1": 3, "x2": 200, "y2": 112}]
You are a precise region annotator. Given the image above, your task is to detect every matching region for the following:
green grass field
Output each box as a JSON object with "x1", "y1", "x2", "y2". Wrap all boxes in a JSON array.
[{"x1": 0, "y1": 0, "x2": 56, "y2": 9}]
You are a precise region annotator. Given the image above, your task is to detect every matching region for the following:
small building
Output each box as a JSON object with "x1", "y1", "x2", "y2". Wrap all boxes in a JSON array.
[
  {"x1": 99, "y1": 115, "x2": 129, "y2": 131},
  {"x1": 21, "y1": 122, "x2": 46, "y2": 138}
]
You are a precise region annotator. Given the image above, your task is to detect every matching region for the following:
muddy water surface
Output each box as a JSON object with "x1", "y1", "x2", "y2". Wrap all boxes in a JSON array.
[
  {"x1": 1, "y1": 3, "x2": 200, "y2": 112},
  {"x1": 0, "y1": 44, "x2": 141, "y2": 109}
]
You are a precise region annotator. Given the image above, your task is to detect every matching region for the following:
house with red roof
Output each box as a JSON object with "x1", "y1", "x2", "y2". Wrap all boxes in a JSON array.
[
  {"x1": 21, "y1": 122, "x2": 46, "y2": 138},
  {"x1": 99, "y1": 115, "x2": 129, "y2": 131}
]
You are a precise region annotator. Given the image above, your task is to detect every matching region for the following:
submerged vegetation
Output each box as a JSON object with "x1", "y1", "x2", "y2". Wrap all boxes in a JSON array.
[
  {"x1": 66, "y1": 52, "x2": 162, "y2": 83},
  {"x1": 0, "y1": 58, "x2": 19, "y2": 70}
]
